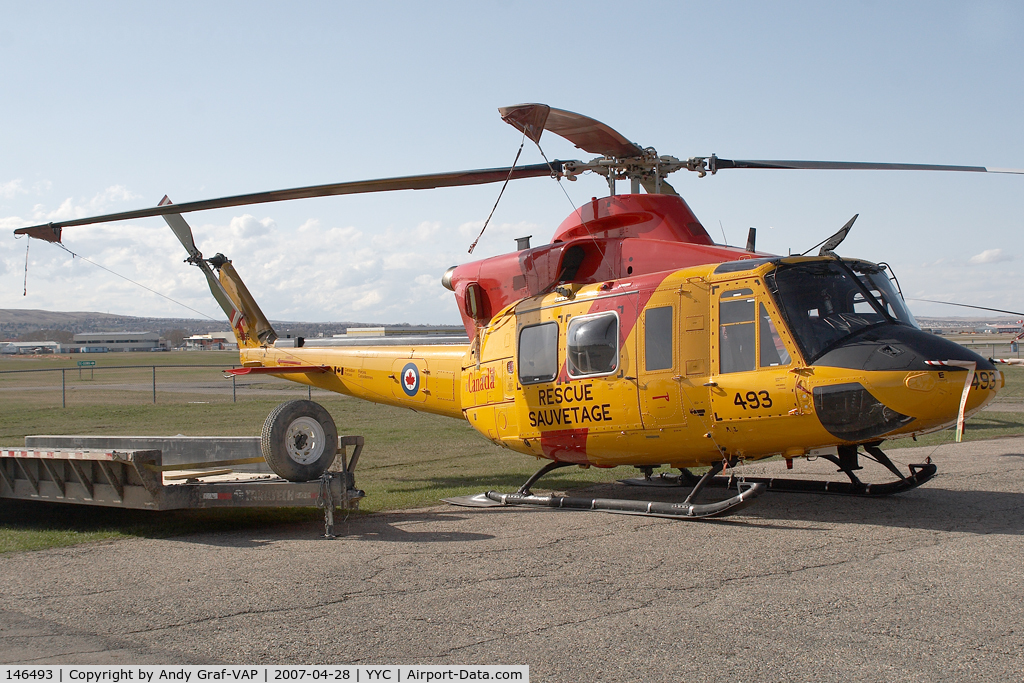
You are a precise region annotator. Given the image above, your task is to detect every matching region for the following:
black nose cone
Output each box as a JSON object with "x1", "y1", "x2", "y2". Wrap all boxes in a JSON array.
[{"x1": 813, "y1": 324, "x2": 994, "y2": 372}]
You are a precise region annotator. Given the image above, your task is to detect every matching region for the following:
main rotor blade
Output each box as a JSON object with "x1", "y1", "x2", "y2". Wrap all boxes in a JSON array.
[
  {"x1": 712, "y1": 158, "x2": 1024, "y2": 174},
  {"x1": 14, "y1": 162, "x2": 562, "y2": 240},
  {"x1": 906, "y1": 299, "x2": 1024, "y2": 317},
  {"x1": 500, "y1": 104, "x2": 644, "y2": 159}
]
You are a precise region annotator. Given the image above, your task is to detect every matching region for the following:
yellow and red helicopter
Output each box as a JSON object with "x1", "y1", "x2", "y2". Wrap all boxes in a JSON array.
[{"x1": 15, "y1": 104, "x2": 1020, "y2": 518}]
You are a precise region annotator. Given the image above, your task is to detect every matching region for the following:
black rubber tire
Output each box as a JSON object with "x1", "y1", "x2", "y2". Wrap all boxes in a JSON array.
[{"x1": 261, "y1": 400, "x2": 338, "y2": 481}]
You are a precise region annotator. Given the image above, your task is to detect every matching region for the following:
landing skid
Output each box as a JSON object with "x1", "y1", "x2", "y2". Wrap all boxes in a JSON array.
[
  {"x1": 444, "y1": 460, "x2": 767, "y2": 519},
  {"x1": 622, "y1": 445, "x2": 936, "y2": 497}
]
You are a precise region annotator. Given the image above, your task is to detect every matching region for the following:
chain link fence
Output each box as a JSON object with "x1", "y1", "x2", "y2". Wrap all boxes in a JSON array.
[
  {"x1": 2, "y1": 339, "x2": 1018, "y2": 410},
  {"x1": 956, "y1": 340, "x2": 1021, "y2": 360},
  {"x1": 0, "y1": 364, "x2": 322, "y2": 408}
]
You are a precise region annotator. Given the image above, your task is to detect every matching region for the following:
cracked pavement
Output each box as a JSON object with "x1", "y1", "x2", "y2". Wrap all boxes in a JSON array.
[{"x1": 2, "y1": 437, "x2": 1023, "y2": 681}]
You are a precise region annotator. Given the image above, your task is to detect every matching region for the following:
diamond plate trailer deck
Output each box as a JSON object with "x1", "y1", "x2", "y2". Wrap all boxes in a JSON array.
[{"x1": 0, "y1": 436, "x2": 366, "y2": 536}]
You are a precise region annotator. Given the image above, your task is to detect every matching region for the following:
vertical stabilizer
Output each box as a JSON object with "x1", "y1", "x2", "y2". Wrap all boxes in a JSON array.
[{"x1": 213, "y1": 258, "x2": 277, "y2": 347}]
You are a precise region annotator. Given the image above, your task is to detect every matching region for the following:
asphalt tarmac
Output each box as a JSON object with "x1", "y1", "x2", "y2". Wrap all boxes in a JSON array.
[{"x1": 2, "y1": 436, "x2": 1023, "y2": 681}]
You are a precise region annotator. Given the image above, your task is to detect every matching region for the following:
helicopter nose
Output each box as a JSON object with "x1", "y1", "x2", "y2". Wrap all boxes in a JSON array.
[
  {"x1": 813, "y1": 323, "x2": 996, "y2": 374},
  {"x1": 812, "y1": 324, "x2": 1001, "y2": 439}
]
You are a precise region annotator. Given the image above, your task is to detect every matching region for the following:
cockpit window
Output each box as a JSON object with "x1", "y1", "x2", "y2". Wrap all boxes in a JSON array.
[
  {"x1": 766, "y1": 259, "x2": 918, "y2": 363},
  {"x1": 566, "y1": 312, "x2": 619, "y2": 377},
  {"x1": 859, "y1": 266, "x2": 919, "y2": 327},
  {"x1": 759, "y1": 303, "x2": 791, "y2": 367}
]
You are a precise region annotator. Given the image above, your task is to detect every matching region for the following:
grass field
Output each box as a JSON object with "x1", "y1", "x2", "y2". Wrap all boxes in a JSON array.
[
  {"x1": 1, "y1": 357, "x2": 1021, "y2": 553},
  {"x1": 0, "y1": 350, "x2": 238, "y2": 371},
  {"x1": 0, "y1": 350, "x2": 282, "y2": 404}
]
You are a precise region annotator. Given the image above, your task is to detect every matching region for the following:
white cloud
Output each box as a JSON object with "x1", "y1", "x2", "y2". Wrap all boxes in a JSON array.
[
  {"x1": 968, "y1": 248, "x2": 1013, "y2": 265},
  {"x1": 349, "y1": 289, "x2": 383, "y2": 311},
  {"x1": 228, "y1": 214, "x2": 275, "y2": 239},
  {"x1": 1, "y1": 195, "x2": 546, "y2": 325},
  {"x1": 89, "y1": 185, "x2": 139, "y2": 209},
  {"x1": 412, "y1": 220, "x2": 443, "y2": 241},
  {"x1": 33, "y1": 198, "x2": 77, "y2": 221},
  {"x1": 1, "y1": 180, "x2": 27, "y2": 200},
  {"x1": 382, "y1": 252, "x2": 418, "y2": 270},
  {"x1": 0, "y1": 179, "x2": 49, "y2": 200},
  {"x1": 0, "y1": 216, "x2": 29, "y2": 230},
  {"x1": 27, "y1": 185, "x2": 142, "y2": 223}
]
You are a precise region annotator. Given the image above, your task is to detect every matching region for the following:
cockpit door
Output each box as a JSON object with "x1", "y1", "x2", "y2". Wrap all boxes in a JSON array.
[{"x1": 709, "y1": 283, "x2": 798, "y2": 423}]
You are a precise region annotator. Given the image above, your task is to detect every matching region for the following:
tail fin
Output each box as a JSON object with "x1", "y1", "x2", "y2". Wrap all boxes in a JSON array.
[
  {"x1": 160, "y1": 196, "x2": 277, "y2": 348},
  {"x1": 209, "y1": 255, "x2": 277, "y2": 347}
]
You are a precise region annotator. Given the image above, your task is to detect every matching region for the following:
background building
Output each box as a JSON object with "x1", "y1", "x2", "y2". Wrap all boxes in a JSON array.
[
  {"x1": 183, "y1": 333, "x2": 236, "y2": 350},
  {"x1": 73, "y1": 332, "x2": 163, "y2": 352},
  {"x1": 0, "y1": 341, "x2": 64, "y2": 354}
]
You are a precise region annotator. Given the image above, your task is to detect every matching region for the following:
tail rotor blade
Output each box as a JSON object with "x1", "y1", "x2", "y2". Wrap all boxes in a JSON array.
[
  {"x1": 159, "y1": 196, "x2": 201, "y2": 259},
  {"x1": 197, "y1": 259, "x2": 245, "y2": 325},
  {"x1": 157, "y1": 198, "x2": 243, "y2": 326}
]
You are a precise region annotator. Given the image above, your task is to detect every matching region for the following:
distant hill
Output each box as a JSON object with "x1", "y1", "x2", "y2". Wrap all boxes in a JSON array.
[
  {"x1": 6, "y1": 308, "x2": 1011, "y2": 343},
  {"x1": 0, "y1": 309, "x2": 229, "y2": 338},
  {"x1": 0, "y1": 309, "x2": 463, "y2": 340}
]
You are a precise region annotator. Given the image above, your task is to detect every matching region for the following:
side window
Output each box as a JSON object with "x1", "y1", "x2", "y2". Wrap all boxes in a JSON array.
[
  {"x1": 720, "y1": 289, "x2": 755, "y2": 373},
  {"x1": 645, "y1": 306, "x2": 673, "y2": 371},
  {"x1": 518, "y1": 322, "x2": 559, "y2": 385},
  {"x1": 566, "y1": 312, "x2": 619, "y2": 378},
  {"x1": 758, "y1": 303, "x2": 791, "y2": 367}
]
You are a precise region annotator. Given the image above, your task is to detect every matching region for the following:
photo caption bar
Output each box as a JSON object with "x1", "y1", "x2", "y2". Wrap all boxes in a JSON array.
[{"x1": 0, "y1": 667, "x2": 528, "y2": 683}]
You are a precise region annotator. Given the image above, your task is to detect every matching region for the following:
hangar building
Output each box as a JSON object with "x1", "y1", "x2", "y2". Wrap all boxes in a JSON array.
[{"x1": 73, "y1": 332, "x2": 163, "y2": 353}]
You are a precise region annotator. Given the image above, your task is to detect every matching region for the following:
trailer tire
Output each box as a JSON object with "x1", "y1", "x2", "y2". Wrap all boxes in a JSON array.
[{"x1": 261, "y1": 400, "x2": 338, "y2": 481}]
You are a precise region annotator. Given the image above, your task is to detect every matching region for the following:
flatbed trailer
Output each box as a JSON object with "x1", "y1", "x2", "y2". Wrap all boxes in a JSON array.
[{"x1": 0, "y1": 436, "x2": 366, "y2": 536}]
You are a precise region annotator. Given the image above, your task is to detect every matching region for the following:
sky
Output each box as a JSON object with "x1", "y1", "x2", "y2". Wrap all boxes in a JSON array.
[{"x1": 1, "y1": 1, "x2": 1022, "y2": 327}]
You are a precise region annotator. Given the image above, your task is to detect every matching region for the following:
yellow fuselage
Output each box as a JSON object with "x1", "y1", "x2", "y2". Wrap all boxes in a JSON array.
[{"x1": 239, "y1": 259, "x2": 1001, "y2": 469}]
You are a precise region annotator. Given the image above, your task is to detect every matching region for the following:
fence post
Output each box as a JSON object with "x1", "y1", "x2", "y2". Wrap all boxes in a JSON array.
[
  {"x1": 232, "y1": 374, "x2": 237, "y2": 403},
  {"x1": 152, "y1": 366, "x2": 156, "y2": 404},
  {"x1": 62, "y1": 368, "x2": 66, "y2": 408},
  {"x1": 308, "y1": 384, "x2": 312, "y2": 400}
]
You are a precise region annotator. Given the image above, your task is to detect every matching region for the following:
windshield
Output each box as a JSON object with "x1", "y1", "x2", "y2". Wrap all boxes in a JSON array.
[{"x1": 766, "y1": 259, "x2": 918, "y2": 362}]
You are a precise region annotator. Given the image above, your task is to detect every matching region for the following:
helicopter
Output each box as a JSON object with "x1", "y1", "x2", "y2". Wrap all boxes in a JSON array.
[{"x1": 14, "y1": 104, "x2": 1019, "y2": 519}]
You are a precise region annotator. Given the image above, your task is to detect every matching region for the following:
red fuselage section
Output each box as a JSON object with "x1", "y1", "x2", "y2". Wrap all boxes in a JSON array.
[{"x1": 448, "y1": 193, "x2": 763, "y2": 334}]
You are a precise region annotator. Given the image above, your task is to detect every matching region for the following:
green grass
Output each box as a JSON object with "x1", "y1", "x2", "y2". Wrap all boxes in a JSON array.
[
  {"x1": 0, "y1": 394, "x2": 627, "y2": 553},
  {"x1": 0, "y1": 350, "x2": 238, "y2": 371},
  {"x1": 994, "y1": 365, "x2": 1024, "y2": 400},
  {"x1": 1, "y1": 361, "x2": 1021, "y2": 553},
  {"x1": 886, "y1": 411, "x2": 1024, "y2": 449}
]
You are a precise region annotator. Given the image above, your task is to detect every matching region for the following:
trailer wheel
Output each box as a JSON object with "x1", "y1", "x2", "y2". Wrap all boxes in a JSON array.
[{"x1": 261, "y1": 400, "x2": 338, "y2": 481}]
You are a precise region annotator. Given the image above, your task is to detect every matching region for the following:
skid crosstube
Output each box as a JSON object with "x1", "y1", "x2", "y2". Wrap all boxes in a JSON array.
[
  {"x1": 624, "y1": 462, "x2": 936, "y2": 496},
  {"x1": 445, "y1": 458, "x2": 766, "y2": 519}
]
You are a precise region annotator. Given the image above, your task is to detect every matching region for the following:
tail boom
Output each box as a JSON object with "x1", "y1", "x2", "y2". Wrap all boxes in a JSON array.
[{"x1": 238, "y1": 344, "x2": 469, "y2": 420}]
